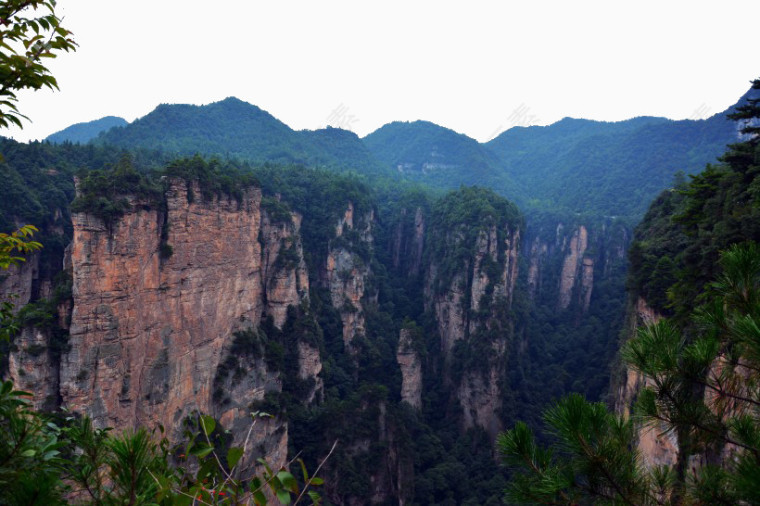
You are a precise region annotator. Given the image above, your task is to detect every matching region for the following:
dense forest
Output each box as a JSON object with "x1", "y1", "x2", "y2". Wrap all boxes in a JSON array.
[
  {"x1": 56, "y1": 93, "x2": 746, "y2": 221},
  {"x1": 1, "y1": 79, "x2": 758, "y2": 505},
  {"x1": 501, "y1": 79, "x2": 760, "y2": 504}
]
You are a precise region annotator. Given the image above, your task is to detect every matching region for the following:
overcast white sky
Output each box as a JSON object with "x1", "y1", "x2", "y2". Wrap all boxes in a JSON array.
[{"x1": 5, "y1": 0, "x2": 760, "y2": 143}]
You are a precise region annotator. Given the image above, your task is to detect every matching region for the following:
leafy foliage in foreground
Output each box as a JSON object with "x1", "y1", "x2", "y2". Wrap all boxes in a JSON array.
[
  {"x1": 0, "y1": 226, "x2": 324, "y2": 505},
  {"x1": 0, "y1": 0, "x2": 77, "y2": 129},
  {"x1": 0, "y1": 384, "x2": 326, "y2": 505}
]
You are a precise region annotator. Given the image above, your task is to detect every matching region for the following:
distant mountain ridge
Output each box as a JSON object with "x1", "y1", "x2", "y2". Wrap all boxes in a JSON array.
[
  {"x1": 56, "y1": 84, "x2": 759, "y2": 219},
  {"x1": 46, "y1": 116, "x2": 127, "y2": 144},
  {"x1": 484, "y1": 113, "x2": 738, "y2": 217},
  {"x1": 93, "y1": 97, "x2": 390, "y2": 177}
]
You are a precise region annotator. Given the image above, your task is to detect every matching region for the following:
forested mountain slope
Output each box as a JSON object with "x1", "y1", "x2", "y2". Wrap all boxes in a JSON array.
[
  {"x1": 94, "y1": 97, "x2": 390, "y2": 177},
  {"x1": 65, "y1": 89, "x2": 756, "y2": 221},
  {"x1": 362, "y1": 120, "x2": 523, "y2": 197},
  {"x1": 486, "y1": 112, "x2": 739, "y2": 217}
]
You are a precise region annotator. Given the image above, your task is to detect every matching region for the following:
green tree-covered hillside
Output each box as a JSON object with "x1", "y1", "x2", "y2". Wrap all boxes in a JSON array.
[
  {"x1": 362, "y1": 120, "x2": 523, "y2": 196},
  {"x1": 486, "y1": 97, "x2": 749, "y2": 218},
  {"x1": 95, "y1": 97, "x2": 390, "y2": 177}
]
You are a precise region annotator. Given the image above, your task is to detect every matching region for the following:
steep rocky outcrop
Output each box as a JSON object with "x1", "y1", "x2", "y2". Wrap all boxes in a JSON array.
[
  {"x1": 60, "y1": 181, "x2": 268, "y2": 436},
  {"x1": 8, "y1": 326, "x2": 61, "y2": 411},
  {"x1": 527, "y1": 236, "x2": 547, "y2": 298},
  {"x1": 297, "y1": 341, "x2": 323, "y2": 404},
  {"x1": 0, "y1": 254, "x2": 38, "y2": 311},
  {"x1": 326, "y1": 202, "x2": 373, "y2": 347},
  {"x1": 427, "y1": 225, "x2": 520, "y2": 359},
  {"x1": 558, "y1": 226, "x2": 589, "y2": 310},
  {"x1": 455, "y1": 226, "x2": 519, "y2": 435},
  {"x1": 525, "y1": 220, "x2": 629, "y2": 314},
  {"x1": 423, "y1": 189, "x2": 522, "y2": 435},
  {"x1": 614, "y1": 297, "x2": 678, "y2": 468},
  {"x1": 2, "y1": 179, "x2": 323, "y2": 475},
  {"x1": 427, "y1": 261, "x2": 466, "y2": 357},
  {"x1": 396, "y1": 328, "x2": 422, "y2": 409},
  {"x1": 260, "y1": 210, "x2": 310, "y2": 328},
  {"x1": 458, "y1": 365, "x2": 504, "y2": 437},
  {"x1": 614, "y1": 296, "x2": 662, "y2": 417}
]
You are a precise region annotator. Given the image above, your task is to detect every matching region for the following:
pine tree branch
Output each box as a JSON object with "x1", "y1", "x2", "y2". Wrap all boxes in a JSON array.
[
  {"x1": 684, "y1": 369, "x2": 760, "y2": 412},
  {"x1": 575, "y1": 434, "x2": 638, "y2": 506}
]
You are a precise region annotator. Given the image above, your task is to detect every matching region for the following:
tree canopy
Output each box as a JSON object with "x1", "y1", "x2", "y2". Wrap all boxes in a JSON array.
[{"x1": 0, "y1": 0, "x2": 76, "y2": 128}]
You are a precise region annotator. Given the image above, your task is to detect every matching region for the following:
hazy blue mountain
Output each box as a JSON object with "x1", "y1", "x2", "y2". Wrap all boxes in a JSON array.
[{"x1": 46, "y1": 116, "x2": 127, "y2": 144}]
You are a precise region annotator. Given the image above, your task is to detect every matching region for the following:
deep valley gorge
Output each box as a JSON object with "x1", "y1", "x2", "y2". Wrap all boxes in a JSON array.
[{"x1": 2, "y1": 78, "x2": 760, "y2": 505}]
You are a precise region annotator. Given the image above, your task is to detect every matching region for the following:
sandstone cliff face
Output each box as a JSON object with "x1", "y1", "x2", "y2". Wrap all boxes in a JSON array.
[
  {"x1": 527, "y1": 237, "x2": 547, "y2": 298},
  {"x1": 326, "y1": 202, "x2": 373, "y2": 347},
  {"x1": 525, "y1": 221, "x2": 629, "y2": 314},
  {"x1": 458, "y1": 351, "x2": 505, "y2": 438},
  {"x1": 396, "y1": 328, "x2": 422, "y2": 409},
  {"x1": 0, "y1": 254, "x2": 38, "y2": 311},
  {"x1": 615, "y1": 296, "x2": 749, "y2": 471},
  {"x1": 61, "y1": 181, "x2": 265, "y2": 434},
  {"x1": 427, "y1": 225, "x2": 520, "y2": 358},
  {"x1": 428, "y1": 262, "x2": 467, "y2": 357},
  {"x1": 297, "y1": 341, "x2": 323, "y2": 404},
  {"x1": 1, "y1": 255, "x2": 56, "y2": 408},
  {"x1": 615, "y1": 296, "x2": 662, "y2": 416},
  {"x1": 424, "y1": 221, "x2": 520, "y2": 434},
  {"x1": 614, "y1": 297, "x2": 678, "y2": 468},
  {"x1": 260, "y1": 210, "x2": 310, "y2": 328},
  {"x1": 37, "y1": 179, "x2": 326, "y2": 474},
  {"x1": 259, "y1": 208, "x2": 322, "y2": 404},
  {"x1": 558, "y1": 226, "x2": 589, "y2": 310},
  {"x1": 8, "y1": 326, "x2": 60, "y2": 411}
]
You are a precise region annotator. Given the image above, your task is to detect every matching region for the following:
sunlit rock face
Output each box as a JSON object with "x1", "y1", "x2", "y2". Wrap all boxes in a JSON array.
[{"x1": 34, "y1": 179, "x2": 321, "y2": 471}]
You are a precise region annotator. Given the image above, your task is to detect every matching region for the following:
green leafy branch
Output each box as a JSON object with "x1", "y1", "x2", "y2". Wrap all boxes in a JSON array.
[
  {"x1": 0, "y1": 0, "x2": 77, "y2": 128},
  {"x1": 0, "y1": 224, "x2": 42, "y2": 269}
]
